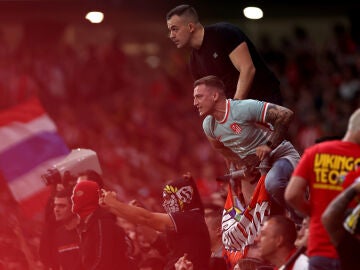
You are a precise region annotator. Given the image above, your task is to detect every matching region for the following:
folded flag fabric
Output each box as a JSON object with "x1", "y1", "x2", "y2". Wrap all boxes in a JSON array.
[
  {"x1": 0, "y1": 97, "x2": 70, "y2": 218},
  {"x1": 222, "y1": 175, "x2": 271, "y2": 268}
]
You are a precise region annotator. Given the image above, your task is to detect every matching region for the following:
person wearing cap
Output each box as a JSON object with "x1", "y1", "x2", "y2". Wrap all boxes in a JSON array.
[
  {"x1": 322, "y1": 168, "x2": 360, "y2": 270},
  {"x1": 100, "y1": 172, "x2": 211, "y2": 270},
  {"x1": 71, "y1": 180, "x2": 135, "y2": 270}
]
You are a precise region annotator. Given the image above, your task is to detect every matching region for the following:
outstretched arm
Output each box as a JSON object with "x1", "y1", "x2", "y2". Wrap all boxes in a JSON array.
[
  {"x1": 100, "y1": 191, "x2": 174, "y2": 232},
  {"x1": 230, "y1": 42, "x2": 256, "y2": 100},
  {"x1": 322, "y1": 180, "x2": 360, "y2": 246}
]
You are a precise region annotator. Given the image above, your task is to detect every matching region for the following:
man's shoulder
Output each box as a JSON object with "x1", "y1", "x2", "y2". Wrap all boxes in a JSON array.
[
  {"x1": 207, "y1": 22, "x2": 240, "y2": 30},
  {"x1": 203, "y1": 115, "x2": 214, "y2": 126},
  {"x1": 202, "y1": 116, "x2": 215, "y2": 135},
  {"x1": 229, "y1": 99, "x2": 263, "y2": 111},
  {"x1": 206, "y1": 22, "x2": 245, "y2": 36},
  {"x1": 88, "y1": 208, "x2": 117, "y2": 225}
]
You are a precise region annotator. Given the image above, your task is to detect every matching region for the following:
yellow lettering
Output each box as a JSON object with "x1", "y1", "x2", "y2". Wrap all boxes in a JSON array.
[
  {"x1": 319, "y1": 168, "x2": 329, "y2": 184},
  {"x1": 333, "y1": 156, "x2": 342, "y2": 170},
  {"x1": 314, "y1": 168, "x2": 322, "y2": 183},
  {"x1": 313, "y1": 154, "x2": 360, "y2": 189},
  {"x1": 342, "y1": 157, "x2": 355, "y2": 172},
  {"x1": 314, "y1": 154, "x2": 360, "y2": 170},
  {"x1": 314, "y1": 153, "x2": 325, "y2": 168},
  {"x1": 328, "y1": 170, "x2": 339, "y2": 185}
]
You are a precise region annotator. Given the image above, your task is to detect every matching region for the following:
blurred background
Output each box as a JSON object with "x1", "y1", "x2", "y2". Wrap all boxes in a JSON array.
[{"x1": 0, "y1": 1, "x2": 360, "y2": 268}]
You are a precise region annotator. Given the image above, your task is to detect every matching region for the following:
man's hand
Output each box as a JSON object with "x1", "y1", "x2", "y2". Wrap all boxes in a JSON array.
[
  {"x1": 174, "y1": 253, "x2": 193, "y2": 270},
  {"x1": 255, "y1": 144, "x2": 272, "y2": 161},
  {"x1": 99, "y1": 189, "x2": 118, "y2": 207}
]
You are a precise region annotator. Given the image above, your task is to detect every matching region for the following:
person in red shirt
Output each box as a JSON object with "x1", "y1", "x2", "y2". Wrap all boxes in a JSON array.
[{"x1": 285, "y1": 108, "x2": 360, "y2": 270}]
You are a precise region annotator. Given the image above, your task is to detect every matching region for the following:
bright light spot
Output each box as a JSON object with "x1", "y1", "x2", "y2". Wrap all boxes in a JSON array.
[
  {"x1": 85, "y1": 11, "x2": 104, "y2": 24},
  {"x1": 243, "y1": 7, "x2": 263, "y2": 20}
]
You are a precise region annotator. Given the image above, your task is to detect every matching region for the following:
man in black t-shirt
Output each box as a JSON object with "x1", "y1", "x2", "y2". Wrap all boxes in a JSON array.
[
  {"x1": 166, "y1": 4, "x2": 282, "y2": 105},
  {"x1": 39, "y1": 189, "x2": 81, "y2": 270}
]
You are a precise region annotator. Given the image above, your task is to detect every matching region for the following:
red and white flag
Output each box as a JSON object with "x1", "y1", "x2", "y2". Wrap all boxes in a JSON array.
[
  {"x1": 0, "y1": 97, "x2": 69, "y2": 218},
  {"x1": 222, "y1": 175, "x2": 271, "y2": 267}
]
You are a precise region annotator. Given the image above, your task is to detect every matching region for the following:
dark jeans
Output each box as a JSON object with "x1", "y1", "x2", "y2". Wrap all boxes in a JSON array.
[
  {"x1": 309, "y1": 256, "x2": 341, "y2": 270},
  {"x1": 265, "y1": 158, "x2": 303, "y2": 224},
  {"x1": 265, "y1": 158, "x2": 293, "y2": 206}
]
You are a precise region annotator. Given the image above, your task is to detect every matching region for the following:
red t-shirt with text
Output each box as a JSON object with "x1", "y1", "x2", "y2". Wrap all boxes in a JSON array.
[{"x1": 292, "y1": 140, "x2": 360, "y2": 258}]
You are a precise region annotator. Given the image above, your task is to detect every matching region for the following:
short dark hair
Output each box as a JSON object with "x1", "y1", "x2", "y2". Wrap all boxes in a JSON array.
[
  {"x1": 54, "y1": 188, "x2": 73, "y2": 203},
  {"x1": 268, "y1": 215, "x2": 297, "y2": 247},
  {"x1": 194, "y1": 75, "x2": 226, "y2": 94},
  {"x1": 166, "y1": 4, "x2": 199, "y2": 22}
]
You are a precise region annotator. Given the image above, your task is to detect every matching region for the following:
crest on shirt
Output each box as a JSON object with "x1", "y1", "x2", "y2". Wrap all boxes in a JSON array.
[{"x1": 230, "y1": 123, "x2": 242, "y2": 134}]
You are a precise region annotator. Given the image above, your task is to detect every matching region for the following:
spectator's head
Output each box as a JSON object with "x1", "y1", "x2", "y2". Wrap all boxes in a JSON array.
[
  {"x1": 166, "y1": 5, "x2": 199, "y2": 22},
  {"x1": 193, "y1": 75, "x2": 226, "y2": 96},
  {"x1": 71, "y1": 180, "x2": 100, "y2": 220},
  {"x1": 347, "y1": 109, "x2": 360, "y2": 135},
  {"x1": 257, "y1": 215, "x2": 297, "y2": 264},
  {"x1": 53, "y1": 188, "x2": 76, "y2": 223},
  {"x1": 162, "y1": 172, "x2": 204, "y2": 215},
  {"x1": 193, "y1": 75, "x2": 227, "y2": 117},
  {"x1": 166, "y1": 5, "x2": 200, "y2": 49}
]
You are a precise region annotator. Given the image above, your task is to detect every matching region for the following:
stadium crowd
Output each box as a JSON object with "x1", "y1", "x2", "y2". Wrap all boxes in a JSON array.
[{"x1": 0, "y1": 18, "x2": 359, "y2": 269}]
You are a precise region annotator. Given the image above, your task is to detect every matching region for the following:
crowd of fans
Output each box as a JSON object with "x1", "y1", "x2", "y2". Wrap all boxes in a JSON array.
[{"x1": 0, "y1": 19, "x2": 360, "y2": 269}]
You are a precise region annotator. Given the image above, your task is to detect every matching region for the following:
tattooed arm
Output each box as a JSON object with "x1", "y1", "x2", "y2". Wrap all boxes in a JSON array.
[
  {"x1": 255, "y1": 103, "x2": 294, "y2": 161},
  {"x1": 264, "y1": 103, "x2": 294, "y2": 149}
]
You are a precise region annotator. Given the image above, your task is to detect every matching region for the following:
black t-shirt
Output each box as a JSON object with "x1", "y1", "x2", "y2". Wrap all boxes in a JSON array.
[
  {"x1": 189, "y1": 22, "x2": 282, "y2": 104},
  {"x1": 39, "y1": 221, "x2": 81, "y2": 270},
  {"x1": 54, "y1": 226, "x2": 82, "y2": 270},
  {"x1": 165, "y1": 210, "x2": 211, "y2": 270},
  {"x1": 79, "y1": 209, "x2": 135, "y2": 270}
]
